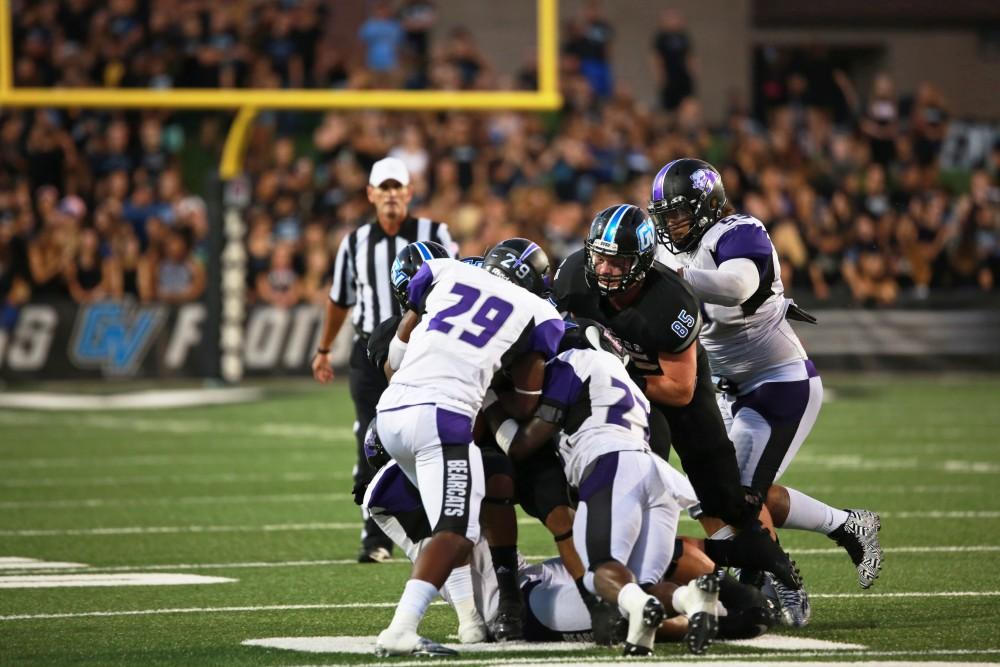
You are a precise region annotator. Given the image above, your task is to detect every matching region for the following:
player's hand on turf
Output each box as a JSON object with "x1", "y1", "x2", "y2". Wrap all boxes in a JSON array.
[{"x1": 312, "y1": 352, "x2": 334, "y2": 383}]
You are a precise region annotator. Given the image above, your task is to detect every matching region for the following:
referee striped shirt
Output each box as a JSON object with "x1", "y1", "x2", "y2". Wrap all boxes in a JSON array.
[{"x1": 329, "y1": 216, "x2": 455, "y2": 336}]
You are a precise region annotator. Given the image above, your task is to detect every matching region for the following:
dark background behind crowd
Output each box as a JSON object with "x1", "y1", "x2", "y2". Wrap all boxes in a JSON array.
[{"x1": 2, "y1": 0, "x2": 998, "y2": 327}]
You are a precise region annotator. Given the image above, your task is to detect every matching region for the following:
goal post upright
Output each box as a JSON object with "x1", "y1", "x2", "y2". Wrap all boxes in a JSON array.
[{"x1": 0, "y1": 0, "x2": 561, "y2": 382}]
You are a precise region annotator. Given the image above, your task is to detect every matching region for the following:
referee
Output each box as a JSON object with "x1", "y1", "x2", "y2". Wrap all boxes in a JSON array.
[{"x1": 312, "y1": 157, "x2": 455, "y2": 563}]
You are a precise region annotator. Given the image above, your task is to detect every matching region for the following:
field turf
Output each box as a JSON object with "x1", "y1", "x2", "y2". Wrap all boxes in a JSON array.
[{"x1": 1, "y1": 375, "x2": 999, "y2": 665}]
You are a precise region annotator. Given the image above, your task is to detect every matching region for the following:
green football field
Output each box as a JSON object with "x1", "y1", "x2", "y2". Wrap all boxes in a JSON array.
[{"x1": 1, "y1": 375, "x2": 999, "y2": 666}]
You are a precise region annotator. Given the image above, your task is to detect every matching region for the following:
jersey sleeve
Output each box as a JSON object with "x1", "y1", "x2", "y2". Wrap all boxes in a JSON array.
[
  {"x1": 538, "y1": 357, "x2": 585, "y2": 424},
  {"x1": 712, "y1": 223, "x2": 773, "y2": 277},
  {"x1": 528, "y1": 301, "x2": 566, "y2": 360},
  {"x1": 329, "y1": 232, "x2": 356, "y2": 308},
  {"x1": 405, "y1": 259, "x2": 443, "y2": 310}
]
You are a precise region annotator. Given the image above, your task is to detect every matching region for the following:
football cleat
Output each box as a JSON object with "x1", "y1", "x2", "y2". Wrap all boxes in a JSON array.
[
  {"x1": 374, "y1": 629, "x2": 458, "y2": 657},
  {"x1": 589, "y1": 599, "x2": 628, "y2": 646},
  {"x1": 621, "y1": 594, "x2": 665, "y2": 656},
  {"x1": 828, "y1": 509, "x2": 883, "y2": 589},
  {"x1": 458, "y1": 618, "x2": 489, "y2": 644},
  {"x1": 763, "y1": 567, "x2": 811, "y2": 628},
  {"x1": 487, "y1": 603, "x2": 524, "y2": 642},
  {"x1": 357, "y1": 546, "x2": 392, "y2": 564},
  {"x1": 677, "y1": 571, "x2": 722, "y2": 655}
]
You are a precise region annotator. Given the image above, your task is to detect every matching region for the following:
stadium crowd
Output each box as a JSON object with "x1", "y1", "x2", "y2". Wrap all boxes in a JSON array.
[{"x1": 1, "y1": 0, "x2": 999, "y2": 321}]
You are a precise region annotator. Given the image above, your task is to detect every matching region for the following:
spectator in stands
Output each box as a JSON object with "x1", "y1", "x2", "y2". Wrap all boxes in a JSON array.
[
  {"x1": 65, "y1": 226, "x2": 118, "y2": 303},
  {"x1": 400, "y1": 0, "x2": 437, "y2": 87},
  {"x1": 860, "y1": 73, "x2": 899, "y2": 167},
  {"x1": 650, "y1": 8, "x2": 695, "y2": 111},
  {"x1": 256, "y1": 241, "x2": 301, "y2": 309},
  {"x1": 142, "y1": 225, "x2": 204, "y2": 304},
  {"x1": 359, "y1": 1, "x2": 404, "y2": 86},
  {"x1": 564, "y1": 1, "x2": 614, "y2": 98},
  {"x1": 842, "y1": 214, "x2": 899, "y2": 306}
]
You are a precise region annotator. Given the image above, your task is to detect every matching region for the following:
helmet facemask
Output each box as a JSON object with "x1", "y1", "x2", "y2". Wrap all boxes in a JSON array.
[
  {"x1": 584, "y1": 242, "x2": 650, "y2": 295},
  {"x1": 648, "y1": 197, "x2": 704, "y2": 254}
]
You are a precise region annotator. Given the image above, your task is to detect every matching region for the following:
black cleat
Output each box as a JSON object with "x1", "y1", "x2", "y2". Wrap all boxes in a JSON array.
[
  {"x1": 622, "y1": 642, "x2": 653, "y2": 656},
  {"x1": 589, "y1": 600, "x2": 628, "y2": 646},
  {"x1": 488, "y1": 604, "x2": 524, "y2": 642}
]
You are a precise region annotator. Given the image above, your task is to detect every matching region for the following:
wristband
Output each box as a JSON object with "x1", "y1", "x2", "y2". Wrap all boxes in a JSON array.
[
  {"x1": 316, "y1": 347, "x2": 331, "y2": 355},
  {"x1": 387, "y1": 335, "x2": 408, "y2": 371},
  {"x1": 494, "y1": 419, "x2": 518, "y2": 455}
]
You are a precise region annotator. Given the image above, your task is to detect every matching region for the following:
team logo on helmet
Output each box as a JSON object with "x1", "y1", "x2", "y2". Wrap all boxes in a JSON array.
[{"x1": 690, "y1": 168, "x2": 720, "y2": 196}]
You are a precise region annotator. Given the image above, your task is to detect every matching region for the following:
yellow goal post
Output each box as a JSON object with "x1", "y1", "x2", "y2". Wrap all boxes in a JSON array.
[{"x1": 0, "y1": 0, "x2": 561, "y2": 178}]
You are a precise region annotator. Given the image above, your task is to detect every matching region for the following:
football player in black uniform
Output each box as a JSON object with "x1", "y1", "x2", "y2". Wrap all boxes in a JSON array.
[{"x1": 553, "y1": 204, "x2": 800, "y2": 588}]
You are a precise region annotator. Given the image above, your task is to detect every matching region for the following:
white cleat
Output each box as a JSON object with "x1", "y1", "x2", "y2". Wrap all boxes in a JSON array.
[
  {"x1": 621, "y1": 594, "x2": 665, "y2": 656},
  {"x1": 375, "y1": 628, "x2": 458, "y2": 657},
  {"x1": 457, "y1": 619, "x2": 489, "y2": 644},
  {"x1": 675, "y1": 572, "x2": 721, "y2": 654}
]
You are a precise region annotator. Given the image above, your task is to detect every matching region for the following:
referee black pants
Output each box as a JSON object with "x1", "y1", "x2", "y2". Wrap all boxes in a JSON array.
[
  {"x1": 348, "y1": 336, "x2": 392, "y2": 552},
  {"x1": 654, "y1": 346, "x2": 757, "y2": 528}
]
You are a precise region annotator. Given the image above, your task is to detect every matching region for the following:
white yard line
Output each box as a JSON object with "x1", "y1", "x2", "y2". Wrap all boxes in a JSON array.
[
  {"x1": 0, "y1": 410, "x2": 353, "y2": 442},
  {"x1": 3, "y1": 593, "x2": 999, "y2": 622},
  {"x1": 0, "y1": 471, "x2": 345, "y2": 488},
  {"x1": 2, "y1": 452, "x2": 331, "y2": 470},
  {"x1": 4, "y1": 545, "x2": 996, "y2": 576},
  {"x1": 3, "y1": 511, "x2": 998, "y2": 537},
  {"x1": 319, "y1": 649, "x2": 1000, "y2": 667},
  {"x1": 0, "y1": 492, "x2": 350, "y2": 510}
]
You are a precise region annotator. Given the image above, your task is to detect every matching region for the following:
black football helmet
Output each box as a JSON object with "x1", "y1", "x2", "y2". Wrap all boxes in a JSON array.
[
  {"x1": 481, "y1": 238, "x2": 552, "y2": 297},
  {"x1": 648, "y1": 158, "x2": 727, "y2": 254},
  {"x1": 390, "y1": 241, "x2": 450, "y2": 308},
  {"x1": 584, "y1": 204, "x2": 656, "y2": 295},
  {"x1": 363, "y1": 418, "x2": 391, "y2": 470}
]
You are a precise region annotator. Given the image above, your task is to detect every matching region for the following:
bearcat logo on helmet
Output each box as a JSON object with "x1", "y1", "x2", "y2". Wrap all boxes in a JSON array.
[{"x1": 690, "y1": 168, "x2": 720, "y2": 196}]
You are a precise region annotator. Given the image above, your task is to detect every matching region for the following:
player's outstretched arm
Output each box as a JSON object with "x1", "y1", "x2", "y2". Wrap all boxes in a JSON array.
[{"x1": 643, "y1": 346, "x2": 697, "y2": 406}]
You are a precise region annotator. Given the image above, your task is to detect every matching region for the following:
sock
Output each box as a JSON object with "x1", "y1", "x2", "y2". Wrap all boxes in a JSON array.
[
  {"x1": 388, "y1": 579, "x2": 439, "y2": 633},
  {"x1": 783, "y1": 487, "x2": 850, "y2": 534},
  {"x1": 490, "y1": 546, "x2": 521, "y2": 606},
  {"x1": 670, "y1": 584, "x2": 689, "y2": 615},
  {"x1": 445, "y1": 564, "x2": 476, "y2": 613},
  {"x1": 617, "y1": 582, "x2": 648, "y2": 618}
]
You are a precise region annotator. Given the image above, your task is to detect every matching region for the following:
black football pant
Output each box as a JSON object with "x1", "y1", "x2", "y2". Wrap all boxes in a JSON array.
[
  {"x1": 348, "y1": 336, "x2": 393, "y2": 552},
  {"x1": 653, "y1": 346, "x2": 758, "y2": 528}
]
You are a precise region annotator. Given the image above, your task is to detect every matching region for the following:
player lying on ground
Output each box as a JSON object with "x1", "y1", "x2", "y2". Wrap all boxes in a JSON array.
[{"x1": 359, "y1": 454, "x2": 778, "y2": 652}]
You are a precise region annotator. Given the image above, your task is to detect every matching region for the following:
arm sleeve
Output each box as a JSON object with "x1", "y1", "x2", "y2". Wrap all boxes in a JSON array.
[
  {"x1": 328, "y1": 233, "x2": 356, "y2": 307},
  {"x1": 683, "y1": 258, "x2": 761, "y2": 307}
]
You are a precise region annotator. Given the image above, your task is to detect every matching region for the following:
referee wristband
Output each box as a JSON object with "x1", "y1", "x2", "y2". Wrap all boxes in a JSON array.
[{"x1": 494, "y1": 419, "x2": 518, "y2": 455}]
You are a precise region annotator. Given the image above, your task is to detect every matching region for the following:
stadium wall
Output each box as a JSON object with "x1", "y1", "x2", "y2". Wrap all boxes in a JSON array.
[{"x1": 0, "y1": 303, "x2": 996, "y2": 381}]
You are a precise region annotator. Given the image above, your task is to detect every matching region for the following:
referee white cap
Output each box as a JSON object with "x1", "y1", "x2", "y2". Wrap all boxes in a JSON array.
[{"x1": 369, "y1": 157, "x2": 410, "y2": 187}]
